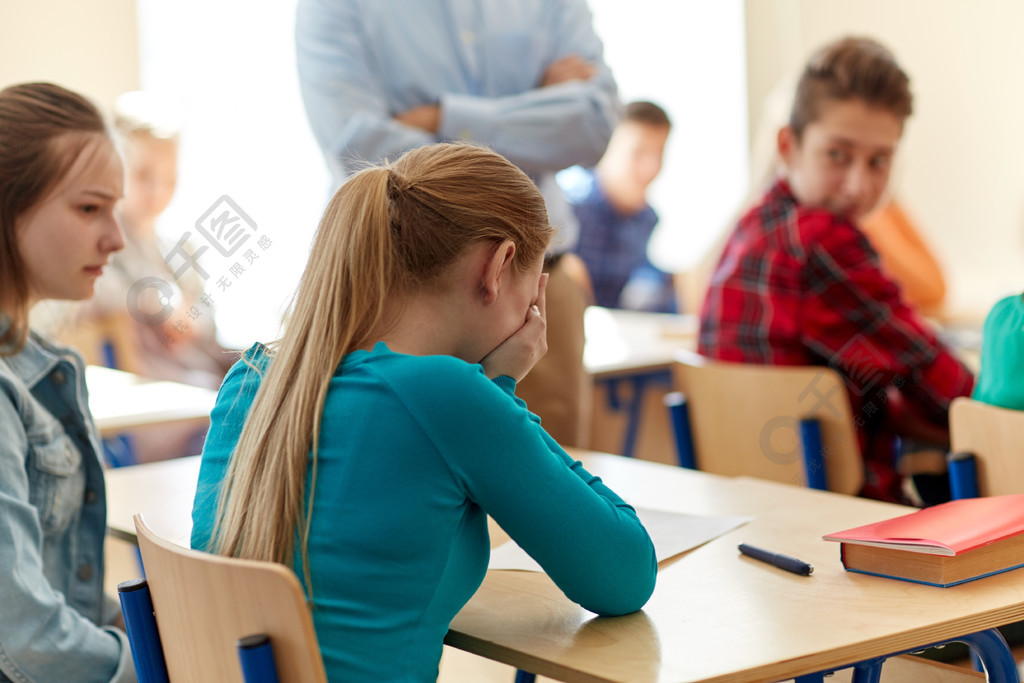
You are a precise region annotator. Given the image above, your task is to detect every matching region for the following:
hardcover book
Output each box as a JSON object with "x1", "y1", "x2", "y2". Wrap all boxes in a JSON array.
[{"x1": 823, "y1": 494, "x2": 1024, "y2": 587}]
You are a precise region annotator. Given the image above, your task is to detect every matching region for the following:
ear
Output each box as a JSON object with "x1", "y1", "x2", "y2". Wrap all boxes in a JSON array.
[
  {"x1": 480, "y1": 239, "x2": 516, "y2": 305},
  {"x1": 777, "y1": 126, "x2": 797, "y2": 167}
]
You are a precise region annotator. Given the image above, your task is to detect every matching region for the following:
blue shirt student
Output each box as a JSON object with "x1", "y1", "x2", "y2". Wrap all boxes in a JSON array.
[
  {"x1": 560, "y1": 165, "x2": 675, "y2": 311},
  {"x1": 294, "y1": 0, "x2": 621, "y2": 252},
  {"x1": 192, "y1": 342, "x2": 656, "y2": 681},
  {"x1": 0, "y1": 329, "x2": 134, "y2": 682}
]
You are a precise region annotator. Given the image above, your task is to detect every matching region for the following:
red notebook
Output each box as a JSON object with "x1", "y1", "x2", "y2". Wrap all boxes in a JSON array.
[{"x1": 823, "y1": 494, "x2": 1024, "y2": 587}]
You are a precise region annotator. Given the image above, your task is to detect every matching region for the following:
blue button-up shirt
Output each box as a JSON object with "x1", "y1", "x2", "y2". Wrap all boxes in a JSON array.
[
  {"x1": 295, "y1": 0, "x2": 621, "y2": 253},
  {"x1": 560, "y1": 165, "x2": 675, "y2": 311},
  {"x1": 0, "y1": 330, "x2": 134, "y2": 683}
]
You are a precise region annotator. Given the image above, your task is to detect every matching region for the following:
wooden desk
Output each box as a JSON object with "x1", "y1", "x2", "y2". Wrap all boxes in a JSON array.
[
  {"x1": 103, "y1": 451, "x2": 1019, "y2": 682},
  {"x1": 584, "y1": 308, "x2": 695, "y2": 460},
  {"x1": 448, "y1": 452, "x2": 1023, "y2": 682},
  {"x1": 87, "y1": 365, "x2": 218, "y2": 438},
  {"x1": 106, "y1": 454, "x2": 201, "y2": 547},
  {"x1": 583, "y1": 307, "x2": 695, "y2": 380}
]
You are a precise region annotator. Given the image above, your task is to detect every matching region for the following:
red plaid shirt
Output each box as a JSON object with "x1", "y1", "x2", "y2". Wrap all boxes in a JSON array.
[{"x1": 698, "y1": 179, "x2": 974, "y2": 501}]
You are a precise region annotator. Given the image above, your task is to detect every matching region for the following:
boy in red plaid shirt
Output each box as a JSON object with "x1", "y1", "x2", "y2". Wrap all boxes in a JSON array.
[{"x1": 699, "y1": 37, "x2": 973, "y2": 503}]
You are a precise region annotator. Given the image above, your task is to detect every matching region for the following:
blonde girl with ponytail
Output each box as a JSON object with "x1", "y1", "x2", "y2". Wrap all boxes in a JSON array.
[{"x1": 191, "y1": 142, "x2": 656, "y2": 682}]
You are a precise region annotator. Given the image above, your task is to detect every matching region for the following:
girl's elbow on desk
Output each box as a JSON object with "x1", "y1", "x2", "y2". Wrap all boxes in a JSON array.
[{"x1": 577, "y1": 547, "x2": 658, "y2": 617}]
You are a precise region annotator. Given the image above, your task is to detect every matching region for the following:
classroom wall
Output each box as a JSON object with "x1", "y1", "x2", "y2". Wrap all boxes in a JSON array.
[
  {"x1": 744, "y1": 0, "x2": 1024, "y2": 320},
  {"x1": 4, "y1": 1, "x2": 1019, "y2": 324},
  {"x1": 0, "y1": 0, "x2": 140, "y2": 111}
]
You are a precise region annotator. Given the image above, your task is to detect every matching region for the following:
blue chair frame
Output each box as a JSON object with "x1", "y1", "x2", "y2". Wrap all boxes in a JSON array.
[
  {"x1": 664, "y1": 392, "x2": 829, "y2": 490},
  {"x1": 120, "y1": 514, "x2": 326, "y2": 683},
  {"x1": 118, "y1": 578, "x2": 284, "y2": 683},
  {"x1": 662, "y1": 355, "x2": 863, "y2": 494}
]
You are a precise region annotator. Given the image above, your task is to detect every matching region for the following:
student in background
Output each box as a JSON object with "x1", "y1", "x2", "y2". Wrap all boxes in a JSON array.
[
  {"x1": 560, "y1": 100, "x2": 677, "y2": 312},
  {"x1": 699, "y1": 37, "x2": 973, "y2": 504},
  {"x1": 54, "y1": 91, "x2": 236, "y2": 463},
  {"x1": 742, "y1": 73, "x2": 948, "y2": 316},
  {"x1": 0, "y1": 82, "x2": 135, "y2": 681},
  {"x1": 60, "y1": 91, "x2": 235, "y2": 391},
  {"x1": 191, "y1": 143, "x2": 656, "y2": 681},
  {"x1": 973, "y1": 292, "x2": 1024, "y2": 410},
  {"x1": 294, "y1": 0, "x2": 620, "y2": 446}
]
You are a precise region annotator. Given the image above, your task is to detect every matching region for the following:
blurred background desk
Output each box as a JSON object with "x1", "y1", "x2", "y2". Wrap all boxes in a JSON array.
[
  {"x1": 87, "y1": 365, "x2": 218, "y2": 438},
  {"x1": 584, "y1": 307, "x2": 696, "y2": 462},
  {"x1": 105, "y1": 453, "x2": 200, "y2": 547}
]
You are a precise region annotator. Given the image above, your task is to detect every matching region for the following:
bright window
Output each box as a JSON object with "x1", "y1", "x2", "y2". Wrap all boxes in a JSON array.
[{"x1": 137, "y1": 1, "x2": 748, "y2": 345}]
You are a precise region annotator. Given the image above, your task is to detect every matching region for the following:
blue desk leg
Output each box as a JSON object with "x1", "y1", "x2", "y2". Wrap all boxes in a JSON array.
[
  {"x1": 959, "y1": 629, "x2": 1019, "y2": 682},
  {"x1": 664, "y1": 392, "x2": 697, "y2": 470},
  {"x1": 849, "y1": 657, "x2": 884, "y2": 683},
  {"x1": 793, "y1": 673, "x2": 826, "y2": 683},
  {"x1": 809, "y1": 628, "x2": 1019, "y2": 683},
  {"x1": 603, "y1": 377, "x2": 640, "y2": 458},
  {"x1": 601, "y1": 371, "x2": 673, "y2": 460},
  {"x1": 621, "y1": 377, "x2": 646, "y2": 460},
  {"x1": 514, "y1": 669, "x2": 536, "y2": 683}
]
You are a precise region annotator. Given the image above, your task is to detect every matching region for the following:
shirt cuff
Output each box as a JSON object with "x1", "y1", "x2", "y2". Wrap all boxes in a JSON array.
[
  {"x1": 491, "y1": 375, "x2": 517, "y2": 396},
  {"x1": 439, "y1": 93, "x2": 497, "y2": 143}
]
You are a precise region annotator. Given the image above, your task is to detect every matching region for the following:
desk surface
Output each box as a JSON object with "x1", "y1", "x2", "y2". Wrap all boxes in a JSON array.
[
  {"x1": 580, "y1": 307, "x2": 982, "y2": 379},
  {"x1": 104, "y1": 451, "x2": 1024, "y2": 683},
  {"x1": 449, "y1": 452, "x2": 1024, "y2": 682},
  {"x1": 106, "y1": 454, "x2": 201, "y2": 547},
  {"x1": 87, "y1": 365, "x2": 218, "y2": 437},
  {"x1": 583, "y1": 307, "x2": 696, "y2": 379}
]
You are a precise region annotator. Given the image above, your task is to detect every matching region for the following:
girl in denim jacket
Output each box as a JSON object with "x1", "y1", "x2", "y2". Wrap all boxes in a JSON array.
[{"x1": 0, "y1": 82, "x2": 135, "y2": 682}]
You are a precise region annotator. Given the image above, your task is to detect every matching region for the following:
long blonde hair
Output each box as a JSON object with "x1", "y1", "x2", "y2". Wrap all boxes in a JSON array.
[{"x1": 212, "y1": 143, "x2": 553, "y2": 577}]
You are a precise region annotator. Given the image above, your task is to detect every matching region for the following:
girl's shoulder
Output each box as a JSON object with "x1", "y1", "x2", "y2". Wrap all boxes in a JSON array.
[
  {"x1": 984, "y1": 293, "x2": 1024, "y2": 326},
  {"x1": 365, "y1": 346, "x2": 489, "y2": 391}
]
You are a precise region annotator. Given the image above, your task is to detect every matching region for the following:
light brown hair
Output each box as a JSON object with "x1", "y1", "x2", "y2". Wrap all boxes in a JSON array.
[
  {"x1": 789, "y1": 36, "x2": 913, "y2": 140},
  {"x1": 624, "y1": 100, "x2": 671, "y2": 129},
  {"x1": 0, "y1": 82, "x2": 109, "y2": 353},
  {"x1": 212, "y1": 143, "x2": 553, "y2": 588}
]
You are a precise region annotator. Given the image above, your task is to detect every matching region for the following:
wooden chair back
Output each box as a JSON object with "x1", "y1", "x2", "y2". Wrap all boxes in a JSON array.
[
  {"x1": 671, "y1": 351, "x2": 863, "y2": 495},
  {"x1": 949, "y1": 397, "x2": 1024, "y2": 497},
  {"x1": 134, "y1": 514, "x2": 327, "y2": 683}
]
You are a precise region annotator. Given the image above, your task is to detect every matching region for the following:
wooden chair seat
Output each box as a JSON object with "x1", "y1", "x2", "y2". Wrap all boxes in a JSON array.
[
  {"x1": 668, "y1": 350, "x2": 863, "y2": 495},
  {"x1": 121, "y1": 514, "x2": 327, "y2": 683}
]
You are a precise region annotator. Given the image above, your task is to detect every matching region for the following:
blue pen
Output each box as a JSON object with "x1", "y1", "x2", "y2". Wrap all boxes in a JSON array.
[{"x1": 738, "y1": 543, "x2": 814, "y2": 576}]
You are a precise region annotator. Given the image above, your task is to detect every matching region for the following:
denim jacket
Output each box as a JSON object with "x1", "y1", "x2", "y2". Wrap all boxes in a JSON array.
[{"x1": 0, "y1": 330, "x2": 135, "y2": 683}]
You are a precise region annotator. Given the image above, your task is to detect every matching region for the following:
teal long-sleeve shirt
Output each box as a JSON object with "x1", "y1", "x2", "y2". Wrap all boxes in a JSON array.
[
  {"x1": 191, "y1": 342, "x2": 656, "y2": 681},
  {"x1": 974, "y1": 293, "x2": 1024, "y2": 410}
]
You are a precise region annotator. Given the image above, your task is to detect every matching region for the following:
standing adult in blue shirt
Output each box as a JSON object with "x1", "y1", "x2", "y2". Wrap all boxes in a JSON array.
[
  {"x1": 295, "y1": 0, "x2": 621, "y2": 446},
  {"x1": 560, "y1": 100, "x2": 676, "y2": 312},
  {"x1": 190, "y1": 143, "x2": 657, "y2": 681},
  {"x1": 0, "y1": 83, "x2": 135, "y2": 682}
]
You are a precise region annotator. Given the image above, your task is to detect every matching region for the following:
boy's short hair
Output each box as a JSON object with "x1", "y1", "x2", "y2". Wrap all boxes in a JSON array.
[
  {"x1": 624, "y1": 100, "x2": 671, "y2": 129},
  {"x1": 789, "y1": 36, "x2": 912, "y2": 139},
  {"x1": 113, "y1": 90, "x2": 182, "y2": 141}
]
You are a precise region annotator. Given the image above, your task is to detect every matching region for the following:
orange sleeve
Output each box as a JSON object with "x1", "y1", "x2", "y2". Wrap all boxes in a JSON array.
[{"x1": 860, "y1": 200, "x2": 947, "y2": 313}]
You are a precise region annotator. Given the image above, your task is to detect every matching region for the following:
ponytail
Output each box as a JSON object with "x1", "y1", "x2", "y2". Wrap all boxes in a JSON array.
[
  {"x1": 212, "y1": 143, "x2": 553, "y2": 592},
  {"x1": 213, "y1": 167, "x2": 396, "y2": 581}
]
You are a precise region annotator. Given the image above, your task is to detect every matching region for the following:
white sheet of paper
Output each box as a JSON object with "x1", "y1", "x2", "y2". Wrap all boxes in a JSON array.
[{"x1": 487, "y1": 506, "x2": 752, "y2": 572}]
